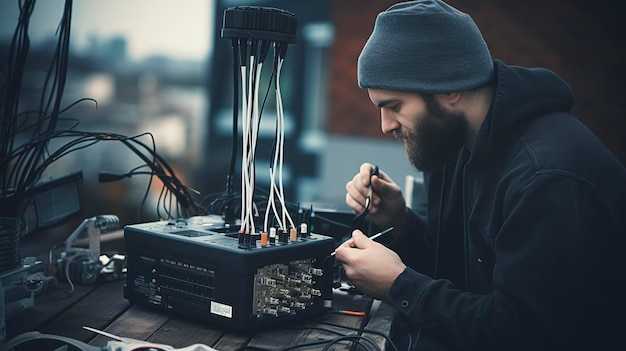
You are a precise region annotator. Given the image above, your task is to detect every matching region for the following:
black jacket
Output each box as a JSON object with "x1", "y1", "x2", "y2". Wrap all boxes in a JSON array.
[{"x1": 387, "y1": 60, "x2": 626, "y2": 350}]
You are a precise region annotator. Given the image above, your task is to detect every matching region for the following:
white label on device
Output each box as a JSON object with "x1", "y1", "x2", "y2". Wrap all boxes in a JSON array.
[{"x1": 210, "y1": 301, "x2": 233, "y2": 318}]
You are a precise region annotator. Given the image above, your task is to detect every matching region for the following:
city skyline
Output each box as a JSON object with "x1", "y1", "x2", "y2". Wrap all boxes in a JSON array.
[{"x1": 0, "y1": 0, "x2": 213, "y2": 62}]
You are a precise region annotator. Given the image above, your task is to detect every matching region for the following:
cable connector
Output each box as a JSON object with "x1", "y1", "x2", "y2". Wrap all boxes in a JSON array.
[
  {"x1": 55, "y1": 215, "x2": 120, "y2": 286},
  {"x1": 64, "y1": 215, "x2": 119, "y2": 258}
]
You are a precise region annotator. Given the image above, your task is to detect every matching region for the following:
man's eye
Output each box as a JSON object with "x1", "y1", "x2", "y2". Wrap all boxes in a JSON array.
[{"x1": 388, "y1": 104, "x2": 400, "y2": 112}]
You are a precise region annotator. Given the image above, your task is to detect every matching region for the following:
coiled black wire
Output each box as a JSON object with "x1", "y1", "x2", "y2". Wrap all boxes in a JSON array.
[{"x1": 1, "y1": 0, "x2": 204, "y2": 223}]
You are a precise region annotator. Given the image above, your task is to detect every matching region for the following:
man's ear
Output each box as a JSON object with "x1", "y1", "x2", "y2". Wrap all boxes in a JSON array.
[{"x1": 436, "y1": 92, "x2": 462, "y2": 107}]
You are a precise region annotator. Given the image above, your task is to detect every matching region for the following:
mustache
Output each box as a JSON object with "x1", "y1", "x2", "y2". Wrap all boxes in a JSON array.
[{"x1": 393, "y1": 130, "x2": 412, "y2": 140}]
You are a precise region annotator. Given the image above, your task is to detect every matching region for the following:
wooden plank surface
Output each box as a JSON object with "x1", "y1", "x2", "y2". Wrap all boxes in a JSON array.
[
  {"x1": 148, "y1": 317, "x2": 228, "y2": 348},
  {"x1": 41, "y1": 279, "x2": 130, "y2": 342},
  {"x1": 88, "y1": 305, "x2": 170, "y2": 347},
  {"x1": 362, "y1": 299, "x2": 397, "y2": 350},
  {"x1": 7, "y1": 279, "x2": 397, "y2": 351},
  {"x1": 6, "y1": 283, "x2": 94, "y2": 340}
]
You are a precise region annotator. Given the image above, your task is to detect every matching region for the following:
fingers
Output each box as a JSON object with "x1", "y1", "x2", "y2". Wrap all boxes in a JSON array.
[
  {"x1": 337, "y1": 230, "x2": 372, "y2": 251},
  {"x1": 345, "y1": 163, "x2": 401, "y2": 216},
  {"x1": 345, "y1": 180, "x2": 363, "y2": 213},
  {"x1": 359, "y1": 163, "x2": 376, "y2": 179},
  {"x1": 372, "y1": 166, "x2": 391, "y2": 182},
  {"x1": 345, "y1": 164, "x2": 375, "y2": 212},
  {"x1": 335, "y1": 230, "x2": 372, "y2": 261},
  {"x1": 349, "y1": 230, "x2": 372, "y2": 249},
  {"x1": 370, "y1": 168, "x2": 396, "y2": 194},
  {"x1": 354, "y1": 163, "x2": 377, "y2": 196},
  {"x1": 337, "y1": 230, "x2": 359, "y2": 249}
]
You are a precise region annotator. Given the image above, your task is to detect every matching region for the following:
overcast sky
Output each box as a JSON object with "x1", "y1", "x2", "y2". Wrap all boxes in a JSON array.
[{"x1": 0, "y1": 0, "x2": 214, "y2": 61}]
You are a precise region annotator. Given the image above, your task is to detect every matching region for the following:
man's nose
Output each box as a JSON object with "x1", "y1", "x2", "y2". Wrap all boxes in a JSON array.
[{"x1": 380, "y1": 110, "x2": 399, "y2": 134}]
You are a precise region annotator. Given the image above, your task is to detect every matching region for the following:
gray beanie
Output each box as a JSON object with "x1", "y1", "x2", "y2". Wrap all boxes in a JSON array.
[{"x1": 358, "y1": 0, "x2": 494, "y2": 94}]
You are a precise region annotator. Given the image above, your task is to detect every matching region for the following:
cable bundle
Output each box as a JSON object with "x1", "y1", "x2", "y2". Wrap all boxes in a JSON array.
[
  {"x1": 221, "y1": 6, "x2": 298, "y2": 242},
  {"x1": 263, "y1": 51, "x2": 295, "y2": 234},
  {"x1": 1, "y1": 0, "x2": 204, "y2": 225},
  {"x1": 1, "y1": 0, "x2": 75, "y2": 222},
  {"x1": 1, "y1": 0, "x2": 71, "y2": 202}
]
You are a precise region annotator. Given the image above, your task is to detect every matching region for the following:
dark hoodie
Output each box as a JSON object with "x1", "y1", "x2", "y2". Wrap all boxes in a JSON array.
[{"x1": 387, "y1": 60, "x2": 626, "y2": 350}]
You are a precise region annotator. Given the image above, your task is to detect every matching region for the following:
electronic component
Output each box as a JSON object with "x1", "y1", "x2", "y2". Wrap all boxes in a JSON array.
[
  {"x1": 123, "y1": 215, "x2": 335, "y2": 331},
  {"x1": 221, "y1": 5, "x2": 297, "y2": 44},
  {"x1": 23, "y1": 171, "x2": 84, "y2": 234},
  {"x1": 55, "y1": 215, "x2": 120, "y2": 286},
  {"x1": 218, "y1": 5, "x2": 298, "y2": 228},
  {"x1": 0, "y1": 257, "x2": 47, "y2": 324},
  {"x1": 124, "y1": 5, "x2": 335, "y2": 332}
]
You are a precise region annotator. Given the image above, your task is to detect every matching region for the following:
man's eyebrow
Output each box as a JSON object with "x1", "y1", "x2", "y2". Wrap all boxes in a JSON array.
[{"x1": 375, "y1": 99, "x2": 398, "y2": 108}]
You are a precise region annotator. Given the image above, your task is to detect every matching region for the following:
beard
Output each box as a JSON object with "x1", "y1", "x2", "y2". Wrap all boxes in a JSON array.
[{"x1": 397, "y1": 95, "x2": 470, "y2": 172}]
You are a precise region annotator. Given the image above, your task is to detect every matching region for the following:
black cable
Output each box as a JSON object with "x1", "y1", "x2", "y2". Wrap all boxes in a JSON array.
[
  {"x1": 318, "y1": 320, "x2": 400, "y2": 351},
  {"x1": 267, "y1": 42, "x2": 281, "y2": 177},
  {"x1": 112, "y1": 132, "x2": 204, "y2": 218},
  {"x1": 99, "y1": 166, "x2": 190, "y2": 221},
  {"x1": 391, "y1": 323, "x2": 421, "y2": 351},
  {"x1": 9, "y1": 130, "x2": 203, "y2": 219},
  {"x1": 23, "y1": 0, "x2": 72, "y2": 194},
  {"x1": 1, "y1": 0, "x2": 72, "y2": 202},
  {"x1": 1, "y1": 0, "x2": 35, "y2": 193},
  {"x1": 236, "y1": 333, "x2": 380, "y2": 351},
  {"x1": 1, "y1": 1, "x2": 203, "y2": 224},
  {"x1": 136, "y1": 167, "x2": 155, "y2": 222},
  {"x1": 227, "y1": 294, "x2": 402, "y2": 351},
  {"x1": 314, "y1": 214, "x2": 352, "y2": 230},
  {"x1": 321, "y1": 334, "x2": 381, "y2": 351},
  {"x1": 227, "y1": 38, "x2": 240, "y2": 196},
  {"x1": 351, "y1": 165, "x2": 379, "y2": 231}
]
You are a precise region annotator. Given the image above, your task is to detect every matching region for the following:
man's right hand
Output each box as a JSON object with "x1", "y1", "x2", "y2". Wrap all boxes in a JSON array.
[{"x1": 345, "y1": 163, "x2": 407, "y2": 229}]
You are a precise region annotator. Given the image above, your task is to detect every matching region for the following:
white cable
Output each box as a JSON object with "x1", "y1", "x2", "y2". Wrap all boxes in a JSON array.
[
  {"x1": 244, "y1": 55, "x2": 255, "y2": 233},
  {"x1": 263, "y1": 166, "x2": 276, "y2": 232},
  {"x1": 280, "y1": 59, "x2": 295, "y2": 229},
  {"x1": 270, "y1": 59, "x2": 287, "y2": 230},
  {"x1": 248, "y1": 60, "x2": 263, "y2": 233},
  {"x1": 64, "y1": 251, "x2": 89, "y2": 294},
  {"x1": 264, "y1": 56, "x2": 281, "y2": 232},
  {"x1": 240, "y1": 64, "x2": 249, "y2": 231},
  {"x1": 274, "y1": 58, "x2": 295, "y2": 230},
  {"x1": 239, "y1": 44, "x2": 296, "y2": 235},
  {"x1": 265, "y1": 54, "x2": 286, "y2": 232},
  {"x1": 266, "y1": 167, "x2": 284, "y2": 230},
  {"x1": 240, "y1": 52, "x2": 266, "y2": 235},
  {"x1": 276, "y1": 66, "x2": 286, "y2": 228},
  {"x1": 241, "y1": 59, "x2": 247, "y2": 233}
]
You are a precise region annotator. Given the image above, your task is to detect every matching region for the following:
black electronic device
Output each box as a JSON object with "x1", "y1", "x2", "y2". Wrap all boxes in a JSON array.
[
  {"x1": 123, "y1": 5, "x2": 334, "y2": 332},
  {"x1": 123, "y1": 215, "x2": 335, "y2": 331},
  {"x1": 221, "y1": 5, "x2": 297, "y2": 44}
]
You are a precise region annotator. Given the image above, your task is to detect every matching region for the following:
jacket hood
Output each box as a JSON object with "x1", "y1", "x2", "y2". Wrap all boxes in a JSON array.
[{"x1": 473, "y1": 60, "x2": 576, "y2": 154}]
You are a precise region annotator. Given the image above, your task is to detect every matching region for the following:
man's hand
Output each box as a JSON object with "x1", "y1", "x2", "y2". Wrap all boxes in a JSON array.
[
  {"x1": 345, "y1": 163, "x2": 407, "y2": 229},
  {"x1": 335, "y1": 230, "x2": 406, "y2": 299}
]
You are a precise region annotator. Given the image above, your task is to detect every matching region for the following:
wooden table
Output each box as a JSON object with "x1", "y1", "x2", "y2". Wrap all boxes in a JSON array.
[{"x1": 5, "y1": 240, "x2": 398, "y2": 350}]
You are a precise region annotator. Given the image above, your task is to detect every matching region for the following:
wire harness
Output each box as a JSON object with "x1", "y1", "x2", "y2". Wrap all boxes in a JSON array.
[
  {"x1": 221, "y1": 6, "x2": 299, "y2": 245},
  {"x1": 0, "y1": 0, "x2": 204, "y2": 225}
]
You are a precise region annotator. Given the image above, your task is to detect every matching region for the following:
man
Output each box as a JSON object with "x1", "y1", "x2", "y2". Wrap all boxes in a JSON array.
[{"x1": 334, "y1": 1, "x2": 626, "y2": 350}]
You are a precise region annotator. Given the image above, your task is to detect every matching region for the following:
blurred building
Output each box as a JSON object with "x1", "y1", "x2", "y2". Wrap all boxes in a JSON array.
[{"x1": 1, "y1": 0, "x2": 624, "y2": 235}]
